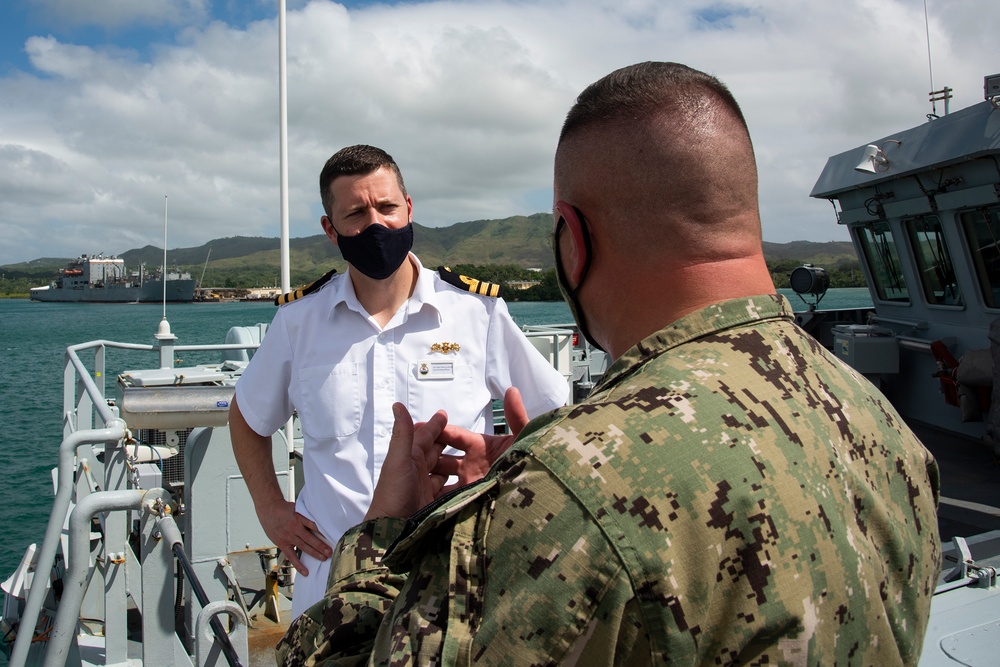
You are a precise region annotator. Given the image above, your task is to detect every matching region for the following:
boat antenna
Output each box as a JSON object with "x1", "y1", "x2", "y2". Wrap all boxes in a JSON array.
[
  {"x1": 162, "y1": 194, "x2": 168, "y2": 320},
  {"x1": 924, "y1": 0, "x2": 936, "y2": 117},
  {"x1": 154, "y1": 194, "x2": 176, "y2": 366},
  {"x1": 923, "y1": 0, "x2": 952, "y2": 118}
]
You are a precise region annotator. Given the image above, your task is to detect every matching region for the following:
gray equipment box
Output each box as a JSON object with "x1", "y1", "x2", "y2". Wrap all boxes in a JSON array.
[
  {"x1": 117, "y1": 367, "x2": 234, "y2": 429},
  {"x1": 832, "y1": 325, "x2": 900, "y2": 374}
]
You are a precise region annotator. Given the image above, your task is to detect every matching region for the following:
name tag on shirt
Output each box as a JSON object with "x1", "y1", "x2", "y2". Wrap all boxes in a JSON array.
[{"x1": 417, "y1": 360, "x2": 454, "y2": 380}]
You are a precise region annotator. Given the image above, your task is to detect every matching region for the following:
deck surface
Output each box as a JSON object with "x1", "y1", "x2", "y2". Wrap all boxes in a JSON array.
[{"x1": 908, "y1": 420, "x2": 1000, "y2": 544}]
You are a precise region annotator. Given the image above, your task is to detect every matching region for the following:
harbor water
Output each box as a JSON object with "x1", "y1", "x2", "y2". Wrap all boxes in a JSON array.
[{"x1": 0, "y1": 288, "x2": 871, "y2": 581}]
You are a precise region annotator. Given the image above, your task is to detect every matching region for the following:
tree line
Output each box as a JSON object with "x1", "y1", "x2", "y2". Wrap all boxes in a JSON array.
[{"x1": 0, "y1": 259, "x2": 866, "y2": 299}]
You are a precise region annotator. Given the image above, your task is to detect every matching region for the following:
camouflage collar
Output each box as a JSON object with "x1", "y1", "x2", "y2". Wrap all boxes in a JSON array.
[{"x1": 596, "y1": 294, "x2": 795, "y2": 391}]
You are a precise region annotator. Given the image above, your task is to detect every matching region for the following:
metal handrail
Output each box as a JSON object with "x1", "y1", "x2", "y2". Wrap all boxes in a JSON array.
[
  {"x1": 12, "y1": 333, "x2": 267, "y2": 667},
  {"x1": 62, "y1": 338, "x2": 263, "y2": 435},
  {"x1": 870, "y1": 315, "x2": 929, "y2": 330},
  {"x1": 6, "y1": 421, "x2": 128, "y2": 667},
  {"x1": 42, "y1": 489, "x2": 171, "y2": 667},
  {"x1": 157, "y1": 515, "x2": 244, "y2": 667},
  {"x1": 65, "y1": 340, "x2": 151, "y2": 427}
]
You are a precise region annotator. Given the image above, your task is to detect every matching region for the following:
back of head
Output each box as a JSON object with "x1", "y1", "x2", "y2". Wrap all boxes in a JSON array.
[
  {"x1": 319, "y1": 144, "x2": 407, "y2": 216},
  {"x1": 556, "y1": 62, "x2": 762, "y2": 264}
]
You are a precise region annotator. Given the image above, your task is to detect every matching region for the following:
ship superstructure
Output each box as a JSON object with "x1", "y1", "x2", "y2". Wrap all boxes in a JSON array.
[{"x1": 30, "y1": 254, "x2": 196, "y2": 303}]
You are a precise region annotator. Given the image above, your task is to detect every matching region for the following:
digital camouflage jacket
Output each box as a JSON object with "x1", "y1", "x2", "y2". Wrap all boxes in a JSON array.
[{"x1": 278, "y1": 294, "x2": 941, "y2": 666}]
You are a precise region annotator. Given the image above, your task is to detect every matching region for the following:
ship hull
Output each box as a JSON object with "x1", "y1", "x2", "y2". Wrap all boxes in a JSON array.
[{"x1": 30, "y1": 279, "x2": 197, "y2": 303}]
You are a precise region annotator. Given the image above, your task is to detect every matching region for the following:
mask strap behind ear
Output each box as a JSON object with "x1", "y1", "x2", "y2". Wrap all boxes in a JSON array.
[{"x1": 323, "y1": 216, "x2": 342, "y2": 240}]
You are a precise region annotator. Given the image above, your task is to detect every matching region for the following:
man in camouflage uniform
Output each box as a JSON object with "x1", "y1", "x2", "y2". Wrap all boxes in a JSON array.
[{"x1": 278, "y1": 62, "x2": 941, "y2": 665}]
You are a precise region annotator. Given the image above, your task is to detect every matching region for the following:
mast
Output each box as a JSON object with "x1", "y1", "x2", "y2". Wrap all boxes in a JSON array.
[
  {"x1": 278, "y1": 0, "x2": 295, "y2": 490},
  {"x1": 279, "y1": 0, "x2": 290, "y2": 293},
  {"x1": 162, "y1": 195, "x2": 168, "y2": 316},
  {"x1": 155, "y1": 194, "x2": 175, "y2": 364},
  {"x1": 199, "y1": 246, "x2": 212, "y2": 289}
]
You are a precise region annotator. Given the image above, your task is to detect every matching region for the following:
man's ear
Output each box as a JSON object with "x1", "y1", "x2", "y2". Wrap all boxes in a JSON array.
[
  {"x1": 321, "y1": 216, "x2": 339, "y2": 247},
  {"x1": 554, "y1": 200, "x2": 589, "y2": 284}
]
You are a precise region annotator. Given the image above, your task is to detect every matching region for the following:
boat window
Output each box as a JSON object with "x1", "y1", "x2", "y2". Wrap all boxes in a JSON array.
[
  {"x1": 962, "y1": 206, "x2": 1000, "y2": 309},
  {"x1": 905, "y1": 215, "x2": 962, "y2": 306},
  {"x1": 857, "y1": 222, "x2": 909, "y2": 303}
]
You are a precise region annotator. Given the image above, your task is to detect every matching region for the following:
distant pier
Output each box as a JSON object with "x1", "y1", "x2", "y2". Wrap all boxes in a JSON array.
[{"x1": 195, "y1": 287, "x2": 281, "y2": 302}]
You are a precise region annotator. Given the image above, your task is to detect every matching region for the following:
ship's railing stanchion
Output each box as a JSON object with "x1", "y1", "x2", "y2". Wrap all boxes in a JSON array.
[
  {"x1": 13, "y1": 333, "x2": 266, "y2": 667},
  {"x1": 63, "y1": 340, "x2": 152, "y2": 438},
  {"x1": 156, "y1": 512, "x2": 246, "y2": 667},
  {"x1": 42, "y1": 488, "x2": 172, "y2": 667},
  {"x1": 521, "y1": 323, "x2": 607, "y2": 404},
  {"x1": 194, "y1": 603, "x2": 248, "y2": 667},
  {"x1": 102, "y1": 436, "x2": 131, "y2": 664},
  {"x1": 7, "y1": 421, "x2": 128, "y2": 667},
  {"x1": 520, "y1": 324, "x2": 575, "y2": 403}
]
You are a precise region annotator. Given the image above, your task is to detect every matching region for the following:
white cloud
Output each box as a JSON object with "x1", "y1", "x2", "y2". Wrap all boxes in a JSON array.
[{"x1": 1, "y1": 0, "x2": 998, "y2": 265}]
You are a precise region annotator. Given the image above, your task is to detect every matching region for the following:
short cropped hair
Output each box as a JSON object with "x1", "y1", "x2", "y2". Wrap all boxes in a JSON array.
[
  {"x1": 319, "y1": 145, "x2": 407, "y2": 216},
  {"x1": 555, "y1": 62, "x2": 761, "y2": 259},
  {"x1": 558, "y1": 61, "x2": 750, "y2": 147}
]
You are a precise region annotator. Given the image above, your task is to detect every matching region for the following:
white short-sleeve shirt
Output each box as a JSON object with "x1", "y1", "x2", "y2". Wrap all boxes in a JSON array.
[{"x1": 234, "y1": 256, "x2": 569, "y2": 616}]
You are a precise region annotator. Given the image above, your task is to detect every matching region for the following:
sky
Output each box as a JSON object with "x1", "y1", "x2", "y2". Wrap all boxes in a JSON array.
[{"x1": 0, "y1": 0, "x2": 997, "y2": 266}]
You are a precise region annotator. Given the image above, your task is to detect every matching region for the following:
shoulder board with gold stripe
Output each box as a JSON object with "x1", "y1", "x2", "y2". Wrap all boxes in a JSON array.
[
  {"x1": 437, "y1": 266, "x2": 503, "y2": 299},
  {"x1": 274, "y1": 269, "x2": 338, "y2": 306}
]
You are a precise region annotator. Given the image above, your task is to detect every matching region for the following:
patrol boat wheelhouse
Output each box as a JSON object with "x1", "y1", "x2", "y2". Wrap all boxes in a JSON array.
[
  {"x1": 807, "y1": 72, "x2": 1000, "y2": 666},
  {"x1": 807, "y1": 74, "x2": 1000, "y2": 441}
]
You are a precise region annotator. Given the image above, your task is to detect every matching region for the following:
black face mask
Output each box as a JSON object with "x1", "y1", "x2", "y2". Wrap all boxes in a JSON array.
[
  {"x1": 553, "y1": 209, "x2": 604, "y2": 352},
  {"x1": 336, "y1": 222, "x2": 414, "y2": 280}
]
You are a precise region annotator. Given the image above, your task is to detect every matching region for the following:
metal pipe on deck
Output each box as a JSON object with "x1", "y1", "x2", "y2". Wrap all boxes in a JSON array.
[
  {"x1": 157, "y1": 516, "x2": 245, "y2": 667},
  {"x1": 895, "y1": 335, "x2": 935, "y2": 352},
  {"x1": 42, "y1": 488, "x2": 171, "y2": 667},
  {"x1": 7, "y1": 420, "x2": 128, "y2": 667},
  {"x1": 870, "y1": 315, "x2": 929, "y2": 330}
]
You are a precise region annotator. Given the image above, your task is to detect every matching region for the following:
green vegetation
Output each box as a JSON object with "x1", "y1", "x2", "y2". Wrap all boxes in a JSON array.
[
  {"x1": 0, "y1": 216, "x2": 866, "y2": 298},
  {"x1": 439, "y1": 264, "x2": 560, "y2": 301},
  {"x1": 507, "y1": 270, "x2": 563, "y2": 301},
  {"x1": 768, "y1": 258, "x2": 866, "y2": 291},
  {"x1": 0, "y1": 267, "x2": 54, "y2": 298},
  {"x1": 446, "y1": 259, "x2": 867, "y2": 303}
]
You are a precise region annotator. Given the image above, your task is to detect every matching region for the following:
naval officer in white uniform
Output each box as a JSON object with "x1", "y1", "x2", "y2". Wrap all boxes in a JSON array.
[{"x1": 229, "y1": 145, "x2": 569, "y2": 618}]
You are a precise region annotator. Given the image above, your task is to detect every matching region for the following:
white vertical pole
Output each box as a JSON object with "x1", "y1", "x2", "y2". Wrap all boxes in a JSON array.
[
  {"x1": 279, "y1": 0, "x2": 296, "y2": 497},
  {"x1": 279, "y1": 0, "x2": 290, "y2": 295},
  {"x1": 162, "y1": 195, "x2": 168, "y2": 317}
]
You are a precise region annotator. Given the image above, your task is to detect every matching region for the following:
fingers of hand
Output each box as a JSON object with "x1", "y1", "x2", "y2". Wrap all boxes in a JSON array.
[
  {"x1": 486, "y1": 434, "x2": 517, "y2": 464},
  {"x1": 277, "y1": 513, "x2": 331, "y2": 561},
  {"x1": 428, "y1": 474, "x2": 446, "y2": 499},
  {"x1": 295, "y1": 527, "x2": 332, "y2": 560},
  {"x1": 390, "y1": 402, "x2": 415, "y2": 443},
  {"x1": 431, "y1": 453, "x2": 462, "y2": 477},
  {"x1": 413, "y1": 411, "x2": 449, "y2": 468},
  {"x1": 388, "y1": 403, "x2": 421, "y2": 473},
  {"x1": 285, "y1": 549, "x2": 309, "y2": 576},
  {"x1": 504, "y1": 386, "x2": 530, "y2": 436},
  {"x1": 437, "y1": 423, "x2": 484, "y2": 454},
  {"x1": 415, "y1": 410, "x2": 448, "y2": 446}
]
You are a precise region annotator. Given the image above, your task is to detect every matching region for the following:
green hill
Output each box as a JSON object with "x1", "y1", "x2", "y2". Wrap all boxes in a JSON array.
[
  {"x1": 1, "y1": 214, "x2": 859, "y2": 295},
  {"x1": 761, "y1": 240, "x2": 858, "y2": 267}
]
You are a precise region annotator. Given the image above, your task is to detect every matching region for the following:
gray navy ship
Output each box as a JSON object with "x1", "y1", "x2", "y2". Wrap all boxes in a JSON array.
[{"x1": 29, "y1": 254, "x2": 196, "y2": 303}]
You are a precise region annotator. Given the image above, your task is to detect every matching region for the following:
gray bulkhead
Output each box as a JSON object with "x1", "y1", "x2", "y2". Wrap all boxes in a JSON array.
[{"x1": 811, "y1": 100, "x2": 1000, "y2": 437}]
